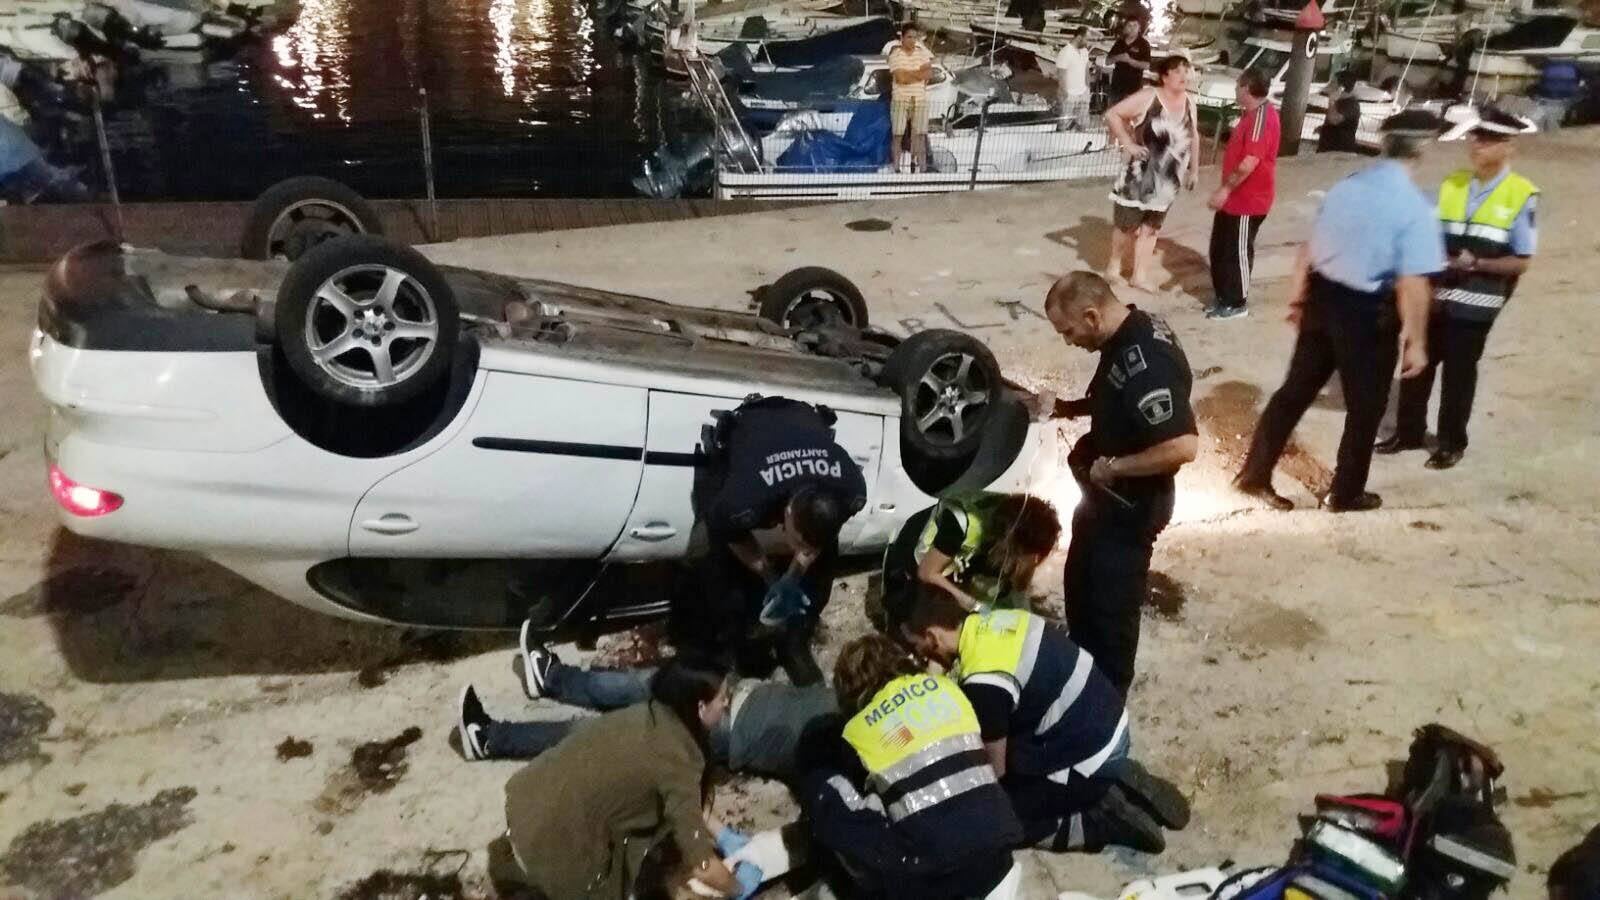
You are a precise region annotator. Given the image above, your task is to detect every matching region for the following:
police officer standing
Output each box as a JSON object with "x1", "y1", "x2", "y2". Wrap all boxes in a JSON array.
[
  {"x1": 1233, "y1": 110, "x2": 1446, "y2": 512},
  {"x1": 1376, "y1": 106, "x2": 1538, "y2": 471},
  {"x1": 1041, "y1": 271, "x2": 1198, "y2": 696},
  {"x1": 696, "y1": 395, "x2": 867, "y2": 686}
]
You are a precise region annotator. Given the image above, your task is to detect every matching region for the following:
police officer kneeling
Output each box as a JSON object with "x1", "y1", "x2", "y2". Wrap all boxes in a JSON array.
[
  {"x1": 696, "y1": 395, "x2": 867, "y2": 686},
  {"x1": 799, "y1": 634, "x2": 1023, "y2": 899},
  {"x1": 1377, "y1": 105, "x2": 1538, "y2": 471},
  {"x1": 899, "y1": 589, "x2": 1190, "y2": 853},
  {"x1": 1041, "y1": 272, "x2": 1197, "y2": 696}
]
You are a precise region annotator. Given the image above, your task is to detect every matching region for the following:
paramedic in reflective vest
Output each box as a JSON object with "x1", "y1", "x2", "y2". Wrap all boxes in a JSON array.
[
  {"x1": 1376, "y1": 106, "x2": 1537, "y2": 471},
  {"x1": 1042, "y1": 272, "x2": 1197, "y2": 696},
  {"x1": 697, "y1": 395, "x2": 868, "y2": 686},
  {"x1": 798, "y1": 635, "x2": 1022, "y2": 899},
  {"x1": 879, "y1": 492, "x2": 1062, "y2": 616},
  {"x1": 899, "y1": 591, "x2": 1191, "y2": 853}
]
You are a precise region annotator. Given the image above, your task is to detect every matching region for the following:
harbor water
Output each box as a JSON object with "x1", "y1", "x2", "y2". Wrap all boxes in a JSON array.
[{"x1": 96, "y1": 0, "x2": 680, "y2": 200}]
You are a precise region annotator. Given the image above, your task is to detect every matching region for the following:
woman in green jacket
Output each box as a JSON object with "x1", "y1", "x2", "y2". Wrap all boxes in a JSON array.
[{"x1": 502, "y1": 658, "x2": 742, "y2": 899}]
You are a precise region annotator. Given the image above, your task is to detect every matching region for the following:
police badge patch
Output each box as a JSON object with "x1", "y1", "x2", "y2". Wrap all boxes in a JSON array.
[
  {"x1": 1137, "y1": 388, "x2": 1175, "y2": 425},
  {"x1": 1122, "y1": 345, "x2": 1148, "y2": 377},
  {"x1": 1106, "y1": 363, "x2": 1127, "y2": 389}
]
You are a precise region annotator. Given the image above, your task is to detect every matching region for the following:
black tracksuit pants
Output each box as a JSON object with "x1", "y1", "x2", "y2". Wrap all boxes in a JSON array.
[
  {"x1": 1393, "y1": 313, "x2": 1494, "y2": 453},
  {"x1": 1209, "y1": 212, "x2": 1266, "y2": 310},
  {"x1": 1238, "y1": 274, "x2": 1399, "y2": 504}
]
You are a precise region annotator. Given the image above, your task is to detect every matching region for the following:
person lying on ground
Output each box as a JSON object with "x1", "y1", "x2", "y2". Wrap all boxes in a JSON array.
[
  {"x1": 796, "y1": 634, "x2": 1024, "y2": 900},
  {"x1": 458, "y1": 623, "x2": 837, "y2": 784},
  {"x1": 896, "y1": 585, "x2": 1190, "y2": 852},
  {"x1": 880, "y1": 491, "x2": 1061, "y2": 617},
  {"x1": 497, "y1": 657, "x2": 745, "y2": 900}
]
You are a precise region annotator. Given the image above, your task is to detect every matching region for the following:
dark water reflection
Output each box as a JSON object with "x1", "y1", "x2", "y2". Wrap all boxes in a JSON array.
[{"x1": 103, "y1": 0, "x2": 678, "y2": 200}]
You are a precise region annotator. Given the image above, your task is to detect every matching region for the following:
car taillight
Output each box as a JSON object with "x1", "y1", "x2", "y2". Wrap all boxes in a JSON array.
[{"x1": 48, "y1": 464, "x2": 123, "y2": 517}]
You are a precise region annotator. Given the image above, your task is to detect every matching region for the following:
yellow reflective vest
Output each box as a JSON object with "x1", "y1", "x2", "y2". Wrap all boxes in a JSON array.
[{"x1": 1435, "y1": 169, "x2": 1537, "y2": 323}]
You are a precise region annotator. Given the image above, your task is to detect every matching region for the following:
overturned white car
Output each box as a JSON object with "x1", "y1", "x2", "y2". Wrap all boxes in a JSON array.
[{"x1": 32, "y1": 236, "x2": 1060, "y2": 633}]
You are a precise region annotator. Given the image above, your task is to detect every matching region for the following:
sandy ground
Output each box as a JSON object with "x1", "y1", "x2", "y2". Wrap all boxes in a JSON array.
[{"x1": 1, "y1": 131, "x2": 1597, "y2": 900}]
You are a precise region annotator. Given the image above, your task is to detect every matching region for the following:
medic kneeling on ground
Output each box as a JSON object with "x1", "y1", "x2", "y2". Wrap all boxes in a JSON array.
[
  {"x1": 798, "y1": 634, "x2": 1025, "y2": 899},
  {"x1": 692, "y1": 395, "x2": 867, "y2": 686},
  {"x1": 894, "y1": 586, "x2": 1191, "y2": 853},
  {"x1": 880, "y1": 491, "x2": 1062, "y2": 615}
]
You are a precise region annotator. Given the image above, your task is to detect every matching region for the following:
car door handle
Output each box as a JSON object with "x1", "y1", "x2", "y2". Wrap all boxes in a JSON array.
[
  {"x1": 360, "y1": 514, "x2": 419, "y2": 536},
  {"x1": 629, "y1": 522, "x2": 678, "y2": 542}
]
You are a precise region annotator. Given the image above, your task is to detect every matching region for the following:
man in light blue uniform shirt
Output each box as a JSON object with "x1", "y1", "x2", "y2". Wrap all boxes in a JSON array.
[{"x1": 1234, "y1": 110, "x2": 1446, "y2": 513}]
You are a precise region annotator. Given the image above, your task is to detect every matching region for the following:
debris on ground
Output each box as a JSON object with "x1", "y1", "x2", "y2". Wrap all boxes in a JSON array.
[
  {"x1": 845, "y1": 218, "x2": 893, "y2": 232},
  {"x1": 276, "y1": 737, "x2": 314, "y2": 761},
  {"x1": 0, "y1": 787, "x2": 197, "y2": 899},
  {"x1": 593, "y1": 623, "x2": 669, "y2": 669},
  {"x1": 317, "y1": 727, "x2": 424, "y2": 816},
  {"x1": 1146, "y1": 571, "x2": 1190, "y2": 621},
  {"x1": 0, "y1": 692, "x2": 56, "y2": 765}
]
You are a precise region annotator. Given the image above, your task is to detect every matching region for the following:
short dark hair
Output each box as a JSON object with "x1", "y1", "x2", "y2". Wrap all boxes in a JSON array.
[
  {"x1": 1045, "y1": 270, "x2": 1119, "y2": 317},
  {"x1": 900, "y1": 582, "x2": 969, "y2": 638},
  {"x1": 1335, "y1": 70, "x2": 1357, "y2": 91},
  {"x1": 900, "y1": 20, "x2": 921, "y2": 33},
  {"x1": 1153, "y1": 55, "x2": 1191, "y2": 79},
  {"x1": 1237, "y1": 67, "x2": 1270, "y2": 98},
  {"x1": 789, "y1": 486, "x2": 847, "y2": 549}
]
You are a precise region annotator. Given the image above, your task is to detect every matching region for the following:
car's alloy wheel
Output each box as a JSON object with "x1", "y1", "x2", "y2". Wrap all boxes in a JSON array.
[
  {"x1": 909, "y1": 349, "x2": 991, "y2": 449},
  {"x1": 275, "y1": 235, "x2": 459, "y2": 409},
  {"x1": 241, "y1": 175, "x2": 384, "y2": 261},
  {"x1": 883, "y1": 329, "x2": 1001, "y2": 462},
  {"x1": 760, "y1": 266, "x2": 870, "y2": 331},
  {"x1": 304, "y1": 264, "x2": 441, "y2": 390},
  {"x1": 268, "y1": 199, "x2": 368, "y2": 261}
]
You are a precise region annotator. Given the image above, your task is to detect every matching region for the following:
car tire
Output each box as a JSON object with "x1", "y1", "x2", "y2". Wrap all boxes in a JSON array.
[
  {"x1": 885, "y1": 329, "x2": 1000, "y2": 462},
  {"x1": 760, "y1": 266, "x2": 870, "y2": 331},
  {"x1": 275, "y1": 236, "x2": 459, "y2": 408},
  {"x1": 241, "y1": 176, "x2": 383, "y2": 261}
]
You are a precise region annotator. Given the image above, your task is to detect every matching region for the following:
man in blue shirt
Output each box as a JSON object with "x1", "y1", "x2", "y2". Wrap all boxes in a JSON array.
[
  {"x1": 1378, "y1": 106, "x2": 1537, "y2": 470},
  {"x1": 1234, "y1": 110, "x2": 1446, "y2": 512}
]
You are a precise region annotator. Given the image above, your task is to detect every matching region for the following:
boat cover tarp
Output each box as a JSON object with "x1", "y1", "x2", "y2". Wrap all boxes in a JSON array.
[
  {"x1": 758, "y1": 17, "x2": 896, "y2": 67},
  {"x1": 774, "y1": 102, "x2": 889, "y2": 171},
  {"x1": 727, "y1": 52, "x2": 866, "y2": 103},
  {"x1": 1485, "y1": 15, "x2": 1576, "y2": 51}
]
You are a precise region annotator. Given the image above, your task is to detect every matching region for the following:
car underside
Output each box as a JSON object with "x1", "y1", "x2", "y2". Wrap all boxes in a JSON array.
[{"x1": 33, "y1": 237, "x2": 1065, "y2": 632}]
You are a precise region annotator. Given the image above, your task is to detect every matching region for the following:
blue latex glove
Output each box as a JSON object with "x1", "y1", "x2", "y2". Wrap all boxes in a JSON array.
[
  {"x1": 715, "y1": 825, "x2": 751, "y2": 858},
  {"x1": 733, "y1": 861, "x2": 765, "y2": 900},
  {"x1": 758, "y1": 574, "x2": 811, "y2": 626}
]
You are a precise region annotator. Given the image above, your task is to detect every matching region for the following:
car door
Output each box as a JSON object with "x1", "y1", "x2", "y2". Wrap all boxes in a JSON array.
[
  {"x1": 349, "y1": 370, "x2": 647, "y2": 558},
  {"x1": 606, "y1": 390, "x2": 883, "y2": 562}
]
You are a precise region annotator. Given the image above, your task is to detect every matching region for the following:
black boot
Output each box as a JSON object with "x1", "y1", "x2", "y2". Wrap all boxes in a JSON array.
[
  {"x1": 1114, "y1": 760, "x2": 1191, "y2": 830},
  {"x1": 1054, "y1": 786, "x2": 1166, "y2": 854}
]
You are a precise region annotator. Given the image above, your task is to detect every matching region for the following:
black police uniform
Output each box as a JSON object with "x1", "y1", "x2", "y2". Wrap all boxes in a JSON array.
[
  {"x1": 695, "y1": 396, "x2": 866, "y2": 685},
  {"x1": 1060, "y1": 307, "x2": 1195, "y2": 695}
]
